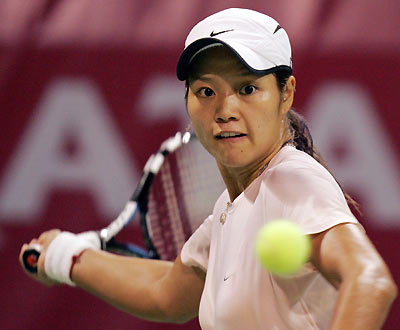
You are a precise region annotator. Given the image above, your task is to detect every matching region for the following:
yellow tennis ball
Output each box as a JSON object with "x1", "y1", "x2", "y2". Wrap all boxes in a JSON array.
[{"x1": 255, "y1": 219, "x2": 311, "y2": 276}]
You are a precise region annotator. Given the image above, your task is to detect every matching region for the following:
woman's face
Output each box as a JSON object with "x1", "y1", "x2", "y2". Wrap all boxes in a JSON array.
[{"x1": 187, "y1": 46, "x2": 293, "y2": 172}]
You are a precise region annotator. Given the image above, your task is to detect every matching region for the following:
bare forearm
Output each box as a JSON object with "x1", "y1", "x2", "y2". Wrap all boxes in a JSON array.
[
  {"x1": 71, "y1": 249, "x2": 174, "y2": 322},
  {"x1": 330, "y1": 272, "x2": 398, "y2": 330}
]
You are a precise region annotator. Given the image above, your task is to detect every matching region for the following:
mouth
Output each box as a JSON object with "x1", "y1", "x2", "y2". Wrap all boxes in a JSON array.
[{"x1": 215, "y1": 132, "x2": 247, "y2": 140}]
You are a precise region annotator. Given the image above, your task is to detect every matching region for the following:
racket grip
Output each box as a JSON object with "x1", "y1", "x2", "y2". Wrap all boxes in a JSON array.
[{"x1": 22, "y1": 244, "x2": 42, "y2": 274}]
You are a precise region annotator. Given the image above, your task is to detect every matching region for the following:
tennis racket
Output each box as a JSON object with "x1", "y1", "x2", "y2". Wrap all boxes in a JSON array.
[{"x1": 22, "y1": 131, "x2": 225, "y2": 273}]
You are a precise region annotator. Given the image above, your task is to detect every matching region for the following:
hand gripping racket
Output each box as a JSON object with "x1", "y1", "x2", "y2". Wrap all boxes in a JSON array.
[{"x1": 23, "y1": 131, "x2": 225, "y2": 273}]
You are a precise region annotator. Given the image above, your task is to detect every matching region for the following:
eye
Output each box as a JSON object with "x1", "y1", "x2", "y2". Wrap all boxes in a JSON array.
[
  {"x1": 240, "y1": 84, "x2": 257, "y2": 95},
  {"x1": 198, "y1": 87, "x2": 215, "y2": 97}
]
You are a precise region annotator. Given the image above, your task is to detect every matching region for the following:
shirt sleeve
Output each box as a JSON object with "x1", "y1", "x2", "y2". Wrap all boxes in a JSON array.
[
  {"x1": 180, "y1": 215, "x2": 213, "y2": 272},
  {"x1": 264, "y1": 157, "x2": 362, "y2": 235}
]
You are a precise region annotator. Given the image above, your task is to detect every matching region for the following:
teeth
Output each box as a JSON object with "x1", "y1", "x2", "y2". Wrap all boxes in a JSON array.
[{"x1": 218, "y1": 132, "x2": 243, "y2": 138}]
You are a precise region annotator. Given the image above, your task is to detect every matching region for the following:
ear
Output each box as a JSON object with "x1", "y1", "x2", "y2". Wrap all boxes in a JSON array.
[{"x1": 281, "y1": 75, "x2": 296, "y2": 114}]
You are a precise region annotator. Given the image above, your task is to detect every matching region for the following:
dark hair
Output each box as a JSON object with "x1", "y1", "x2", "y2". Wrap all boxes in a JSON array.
[{"x1": 273, "y1": 70, "x2": 360, "y2": 214}]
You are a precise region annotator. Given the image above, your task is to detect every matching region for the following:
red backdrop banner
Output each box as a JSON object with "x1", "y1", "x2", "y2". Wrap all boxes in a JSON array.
[{"x1": 1, "y1": 1, "x2": 399, "y2": 329}]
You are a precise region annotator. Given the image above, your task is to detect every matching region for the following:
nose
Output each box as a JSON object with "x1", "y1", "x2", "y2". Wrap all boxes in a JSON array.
[{"x1": 214, "y1": 94, "x2": 240, "y2": 123}]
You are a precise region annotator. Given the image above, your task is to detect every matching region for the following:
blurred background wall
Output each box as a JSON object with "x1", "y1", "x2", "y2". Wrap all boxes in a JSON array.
[{"x1": 1, "y1": 1, "x2": 399, "y2": 329}]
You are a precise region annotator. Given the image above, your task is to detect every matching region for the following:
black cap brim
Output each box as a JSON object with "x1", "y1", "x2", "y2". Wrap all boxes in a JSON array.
[
  {"x1": 176, "y1": 38, "x2": 292, "y2": 81},
  {"x1": 176, "y1": 38, "x2": 223, "y2": 81}
]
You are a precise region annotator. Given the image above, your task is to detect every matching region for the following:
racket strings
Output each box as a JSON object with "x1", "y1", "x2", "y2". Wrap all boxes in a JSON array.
[
  {"x1": 147, "y1": 158, "x2": 187, "y2": 260},
  {"x1": 146, "y1": 137, "x2": 225, "y2": 261}
]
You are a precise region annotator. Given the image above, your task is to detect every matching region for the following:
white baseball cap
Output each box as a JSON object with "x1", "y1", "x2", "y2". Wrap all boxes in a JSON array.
[{"x1": 176, "y1": 8, "x2": 292, "y2": 81}]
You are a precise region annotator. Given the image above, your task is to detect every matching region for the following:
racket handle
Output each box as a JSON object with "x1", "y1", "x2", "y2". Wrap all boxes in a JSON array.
[{"x1": 22, "y1": 244, "x2": 42, "y2": 274}]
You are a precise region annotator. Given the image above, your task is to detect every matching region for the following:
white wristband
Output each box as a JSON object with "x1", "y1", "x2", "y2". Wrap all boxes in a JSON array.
[{"x1": 44, "y1": 231, "x2": 100, "y2": 286}]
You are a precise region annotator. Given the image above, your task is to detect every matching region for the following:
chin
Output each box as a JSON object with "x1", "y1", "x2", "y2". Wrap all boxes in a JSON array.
[{"x1": 217, "y1": 156, "x2": 252, "y2": 169}]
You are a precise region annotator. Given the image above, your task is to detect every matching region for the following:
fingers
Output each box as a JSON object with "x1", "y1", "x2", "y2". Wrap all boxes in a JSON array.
[
  {"x1": 19, "y1": 243, "x2": 53, "y2": 286},
  {"x1": 38, "y1": 229, "x2": 61, "y2": 247},
  {"x1": 28, "y1": 238, "x2": 39, "y2": 245},
  {"x1": 20, "y1": 229, "x2": 62, "y2": 287}
]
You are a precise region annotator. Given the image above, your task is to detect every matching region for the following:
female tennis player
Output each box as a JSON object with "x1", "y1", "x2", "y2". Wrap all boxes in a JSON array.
[{"x1": 20, "y1": 8, "x2": 397, "y2": 329}]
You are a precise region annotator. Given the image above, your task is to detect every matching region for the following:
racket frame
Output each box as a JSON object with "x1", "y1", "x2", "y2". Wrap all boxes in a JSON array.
[{"x1": 22, "y1": 132, "x2": 192, "y2": 273}]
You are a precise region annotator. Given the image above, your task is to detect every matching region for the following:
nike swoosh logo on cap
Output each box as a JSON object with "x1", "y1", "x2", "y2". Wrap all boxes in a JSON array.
[{"x1": 210, "y1": 29, "x2": 234, "y2": 37}]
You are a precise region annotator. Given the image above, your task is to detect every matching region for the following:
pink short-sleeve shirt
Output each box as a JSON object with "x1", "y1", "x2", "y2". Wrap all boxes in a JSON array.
[{"x1": 181, "y1": 146, "x2": 361, "y2": 330}]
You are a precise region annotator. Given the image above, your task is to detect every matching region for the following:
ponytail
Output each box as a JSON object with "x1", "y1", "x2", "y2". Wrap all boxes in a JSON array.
[{"x1": 274, "y1": 71, "x2": 360, "y2": 214}]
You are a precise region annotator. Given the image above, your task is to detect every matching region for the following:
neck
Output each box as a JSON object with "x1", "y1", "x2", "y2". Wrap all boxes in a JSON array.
[{"x1": 218, "y1": 142, "x2": 287, "y2": 202}]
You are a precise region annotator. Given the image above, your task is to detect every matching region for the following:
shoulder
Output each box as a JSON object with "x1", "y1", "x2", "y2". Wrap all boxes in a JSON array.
[
  {"x1": 180, "y1": 215, "x2": 214, "y2": 272},
  {"x1": 263, "y1": 146, "x2": 340, "y2": 196},
  {"x1": 267, "y1": 146, "x2": 330, "y2": 176},
  {"x1": 259, "y1": 147, "x2": 359, "y2": 234}
]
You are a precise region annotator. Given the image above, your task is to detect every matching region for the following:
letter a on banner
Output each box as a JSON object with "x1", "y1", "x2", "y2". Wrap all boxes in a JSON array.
[{"x1": 0, "y1": 79, "x2": 138, "y2": 223}]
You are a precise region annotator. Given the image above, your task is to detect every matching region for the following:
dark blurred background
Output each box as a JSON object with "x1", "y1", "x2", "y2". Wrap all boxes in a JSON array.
[{"x1": 1, "y1": 1, "x2": 399, "y2": 329}]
